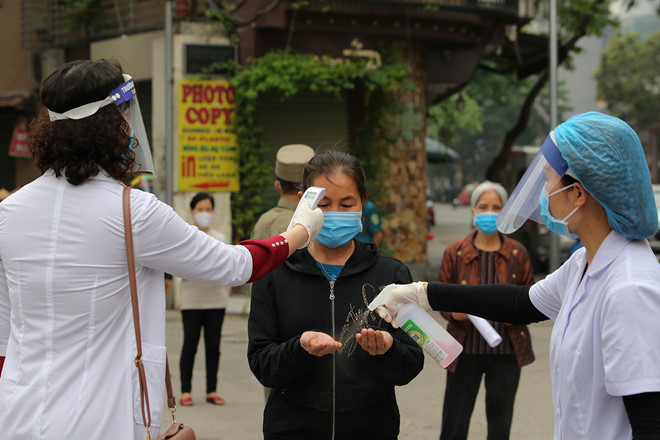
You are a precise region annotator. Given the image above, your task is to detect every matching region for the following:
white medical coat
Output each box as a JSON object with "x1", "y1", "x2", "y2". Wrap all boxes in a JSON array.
[
  {"x1": 0, "y1": 170, "x2": 253, "y2": 439},
  {"x1": 530, "y1": 231, "x2": 660, "y2": 439}
]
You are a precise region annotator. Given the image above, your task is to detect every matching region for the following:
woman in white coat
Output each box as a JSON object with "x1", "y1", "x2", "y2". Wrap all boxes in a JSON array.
[
  {"x1": 376, "y1": 113, "x2": 660, "y2": 440},
  {"x1": 0, "y1": 59, "x2": 323, "y2": 440}
]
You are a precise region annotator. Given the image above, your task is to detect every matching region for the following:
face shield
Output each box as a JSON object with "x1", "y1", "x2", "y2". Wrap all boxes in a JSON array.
[
  {"x1": 496, "y1": 132, "x2": 568, "y2": 234},
  {"x1": 47, "y1": 74, "x2": 156, "y2": 175}
]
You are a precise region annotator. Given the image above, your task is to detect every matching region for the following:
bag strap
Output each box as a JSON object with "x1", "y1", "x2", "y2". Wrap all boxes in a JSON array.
[
  {"x1": 123, "y1": 186, "x2": 153, "y2": 438},
  {"x1": 122, "y1": 192, "x2": 183, "y2": 440},
  {"x1": 124, "y1": 188, "x2": 181, "y2": 440}
]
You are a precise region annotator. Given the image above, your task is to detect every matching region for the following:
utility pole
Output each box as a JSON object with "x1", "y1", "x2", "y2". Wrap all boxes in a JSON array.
[
  {"x1": 549, "y1": 0, "x2": 561, "y2": 272},
  {"x1": 165, "y1": 0, "x2": 174, "y2": 206}
]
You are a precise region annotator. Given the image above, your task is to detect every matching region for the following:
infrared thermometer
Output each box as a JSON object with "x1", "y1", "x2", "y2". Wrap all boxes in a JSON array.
[{"x1": 287, "y1": 186, "x2": 326, "y2": 230}]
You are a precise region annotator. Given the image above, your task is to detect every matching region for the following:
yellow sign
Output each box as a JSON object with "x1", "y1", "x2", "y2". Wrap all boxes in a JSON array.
[{"x1": 178, "y1": 79, "x2": 238, "y2": 192}]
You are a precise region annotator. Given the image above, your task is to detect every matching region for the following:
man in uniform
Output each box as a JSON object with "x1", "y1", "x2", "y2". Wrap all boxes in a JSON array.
[
  {"x1": 251, "y1": 144, "x2": 315, "y2": 240},
  {"x1": 250, "y1": 143, "x2": 315, "y2": 403},
  {"x1": 356, "y1": 199, "x2": 383, "y2": 245}
]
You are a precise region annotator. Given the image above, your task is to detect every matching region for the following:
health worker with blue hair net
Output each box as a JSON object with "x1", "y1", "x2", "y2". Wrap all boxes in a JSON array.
[{"x1": 371, "y1": 112, "x2": 660, "y2": 440}]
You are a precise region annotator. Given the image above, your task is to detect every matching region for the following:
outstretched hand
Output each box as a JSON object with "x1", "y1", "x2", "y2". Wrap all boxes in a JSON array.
[
  {"x1": 300, "y1": 331, "x2": 342, "y2": 357},
  {"x1": 355, "y1": 328, "x2": 393, "y2": 355}
]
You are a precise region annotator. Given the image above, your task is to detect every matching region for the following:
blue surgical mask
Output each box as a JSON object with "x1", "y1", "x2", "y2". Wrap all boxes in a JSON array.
[
  {"x1": 474, "y1": 212, "x2": 499, "y2": 236},
  {"x1": 539, "y1": 185, "x2": 579, "y2": 239},
  {"x1": 316, "y1": 211, "x2": 363, "y2": 249}
]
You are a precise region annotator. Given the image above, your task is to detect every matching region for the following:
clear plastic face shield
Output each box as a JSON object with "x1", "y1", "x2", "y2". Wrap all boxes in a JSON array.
[
  {"x1": 47, "y1": 74, "x2": 156, "y2": 175},
  {"x1": 496, "y1": 131, "x2": 568, "y2": 234}
]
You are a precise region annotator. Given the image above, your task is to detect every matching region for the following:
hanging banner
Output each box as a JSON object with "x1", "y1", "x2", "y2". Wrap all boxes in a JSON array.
[
  {"x1": 178, "y1": 79, "x2": 238, "y2": 192},
  {"x1": 8, "y1": 116, "x2": 30, "y2": 158}
]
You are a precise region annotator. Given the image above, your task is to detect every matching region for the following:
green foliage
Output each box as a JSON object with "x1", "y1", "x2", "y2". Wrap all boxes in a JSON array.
[
  {"x1": 458, "y1": 71, "x2": 544, "y2": 184},
  {"x1": 214, "y1": 50, "x2": 407, "y2": 240},
  {"x1": 427, "y1": 94, "x2": 482, "y2": 146},
  {"x1": 427, "y1": 69, "x2": 570, "y2": 190},
  {"x1": 204, "y1": 8, "x2": 239, "y2": 44},
  {"x1": 594, "y1": 31, "x2": 660, "y2": 130},
  {"x1": 59, "y1": 0, "x2": 103, "y2": 33},
  {"x1": 457, "y1": 0, "x2": 620, "y2": 187},
  {"x1": 524, "y1": 0, "x2": 618, "y2": 72},
  {"x1": 555, "y1": 0, "x2": 618, "y2": 39}
]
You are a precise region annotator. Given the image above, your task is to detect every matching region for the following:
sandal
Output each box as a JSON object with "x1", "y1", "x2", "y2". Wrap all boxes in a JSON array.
[
  {"x1": 179, "y1": 395, "x2": 193, "y2": 406},
  {"x1": 206, "y1": 394, "x2": 225, "y2": 405}
]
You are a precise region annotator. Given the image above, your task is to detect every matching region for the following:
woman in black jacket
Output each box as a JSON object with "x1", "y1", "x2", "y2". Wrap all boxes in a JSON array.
[{"x1": 248, "y1": 151, "x2": 424, "y2": 440}]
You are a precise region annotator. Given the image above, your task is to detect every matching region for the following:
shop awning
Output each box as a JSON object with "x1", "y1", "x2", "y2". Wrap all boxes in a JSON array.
[{"x1": 426, "y1": 137, "x2": 460, "y2": 163}]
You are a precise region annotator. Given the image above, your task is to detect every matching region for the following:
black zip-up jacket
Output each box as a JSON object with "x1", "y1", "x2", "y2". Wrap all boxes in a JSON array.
[{"x1": 248, "y1": 240, "x2": 424, "y2": 440}]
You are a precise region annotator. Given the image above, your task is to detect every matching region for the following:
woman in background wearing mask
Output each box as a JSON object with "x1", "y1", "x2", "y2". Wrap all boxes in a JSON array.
[
  {"x1": 248, "y1": 151, "x2": 424, "y2": 440},
  {"x1": 437, "y1": 181, "x2": 534, "y2": 440},
  {"x1": 179, "y1": 192, "x2": 229, "y2": 406}
]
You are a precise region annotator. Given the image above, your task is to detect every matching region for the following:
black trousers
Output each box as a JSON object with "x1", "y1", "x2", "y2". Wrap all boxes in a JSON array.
[
  {"x1": 440, "y1": 354, "x2": 521, "y2": 440},
  {"x1": 179, "y1": 308, "x2": 226, "y2": 394}
]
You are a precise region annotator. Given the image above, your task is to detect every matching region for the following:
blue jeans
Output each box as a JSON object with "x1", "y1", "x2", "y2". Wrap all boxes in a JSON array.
[{"x1": 440, "y1": 354, "x2": 521, "y2": 440}]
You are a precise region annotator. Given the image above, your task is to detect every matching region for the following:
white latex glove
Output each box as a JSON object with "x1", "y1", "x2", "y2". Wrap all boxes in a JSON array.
[
  {"x1": 375, "y1": 282, "x2": 430, "y2": 326},
  {"x1": 289, "y1": 200, "x2": 324, "y2": 249}
]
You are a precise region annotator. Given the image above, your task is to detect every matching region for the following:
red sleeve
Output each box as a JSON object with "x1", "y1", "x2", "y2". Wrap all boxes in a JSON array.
[
  {"x1": 238, "y1": 235, "x2": 290, "y2": 283},
  {"x1": 0, "y1": 356, "x2": 4, "y2": 377}
]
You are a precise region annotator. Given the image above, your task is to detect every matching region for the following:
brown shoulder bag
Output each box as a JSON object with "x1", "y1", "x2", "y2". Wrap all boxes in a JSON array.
[{"x1": 123, "y1": 186, "x2": 197, "y2": 440}]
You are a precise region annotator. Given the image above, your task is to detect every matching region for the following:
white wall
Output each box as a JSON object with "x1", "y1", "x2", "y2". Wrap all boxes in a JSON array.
[{"x1": 93, "y1": 24, "x2": 237, "y2": 307}]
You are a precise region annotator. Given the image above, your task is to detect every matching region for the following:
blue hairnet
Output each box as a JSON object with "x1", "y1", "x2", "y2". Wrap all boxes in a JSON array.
[{"x1": 554, "y1": 112, "x2": 658, "y2": 239}]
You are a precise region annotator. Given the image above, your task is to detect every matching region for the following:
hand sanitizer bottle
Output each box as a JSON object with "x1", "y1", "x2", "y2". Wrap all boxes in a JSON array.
[{"x1": 394, "y1": 303, "x2": 463, "y2": 368}]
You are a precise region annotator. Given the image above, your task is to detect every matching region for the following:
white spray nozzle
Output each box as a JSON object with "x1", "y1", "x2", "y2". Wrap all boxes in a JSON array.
[{"x1": 368, "y1": 284, "x2": 396, "y2": 322}]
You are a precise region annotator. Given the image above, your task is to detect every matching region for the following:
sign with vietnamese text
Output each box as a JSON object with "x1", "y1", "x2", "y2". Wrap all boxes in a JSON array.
[{"x1": 178, "y1": 80, "x2": 238, "y2": 192}]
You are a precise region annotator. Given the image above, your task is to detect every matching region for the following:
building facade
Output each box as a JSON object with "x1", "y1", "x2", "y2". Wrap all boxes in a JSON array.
[{"x1": 8, "y1": 0, "x2": 540, "y2": 274}]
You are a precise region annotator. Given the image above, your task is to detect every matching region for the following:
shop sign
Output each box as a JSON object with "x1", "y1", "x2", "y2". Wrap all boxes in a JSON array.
[
  {"x1": 178, "y1": 79, "x2": 238, "y2": 192},
  {"x1": 8, "y1": 116, "x2": 30, "y2": 158}
]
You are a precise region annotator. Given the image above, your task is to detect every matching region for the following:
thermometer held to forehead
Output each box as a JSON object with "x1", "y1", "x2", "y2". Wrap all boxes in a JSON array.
[{"x1": 287, "y1": 186, "x2": 326, "y2": 231}]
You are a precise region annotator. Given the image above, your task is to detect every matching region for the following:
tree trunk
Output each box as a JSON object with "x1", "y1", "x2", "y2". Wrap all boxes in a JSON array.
[{"x1": 380, "y1": 42, "x2": 428, "y2": 264}]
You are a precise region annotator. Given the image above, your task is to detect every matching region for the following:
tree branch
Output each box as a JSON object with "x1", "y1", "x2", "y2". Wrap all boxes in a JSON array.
[
  {"x1": 485, "y1": 70, "x2": 547, "y2": 181},
  {"x1": 485, "y1": 0, "x2": 608, "y2": 183}
]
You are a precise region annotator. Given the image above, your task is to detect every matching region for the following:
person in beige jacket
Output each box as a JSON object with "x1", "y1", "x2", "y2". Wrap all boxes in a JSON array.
[{"x1": 179, "y1": 192, "x2": 231, "y2": 406}]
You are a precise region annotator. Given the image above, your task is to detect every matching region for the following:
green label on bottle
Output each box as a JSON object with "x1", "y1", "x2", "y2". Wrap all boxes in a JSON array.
[
  {"x1": 402, "y1": 319, "x2": 448, "y2": 363},
  {"x1": 402, "y1": 319, "x2": 429, "y2": 346}
]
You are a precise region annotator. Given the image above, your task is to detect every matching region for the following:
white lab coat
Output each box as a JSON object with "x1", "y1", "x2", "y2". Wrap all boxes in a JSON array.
[
  {"x1": 530, "y1": 231, "x2": 660, "y2": 439},
  {"x1": 179, "y1": 228, "x2": 230, "y2": 310},
  {"x1": 0, "y1": 170, "x2": 253, "y2": 439}
]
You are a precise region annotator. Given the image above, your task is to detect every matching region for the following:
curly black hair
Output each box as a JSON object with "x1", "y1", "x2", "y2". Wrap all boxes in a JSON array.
[{"x1": 28, "y1": 59, "x2": 137, "y2": 185}]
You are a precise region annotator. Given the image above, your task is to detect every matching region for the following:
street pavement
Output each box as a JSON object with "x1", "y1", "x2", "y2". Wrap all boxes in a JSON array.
[{"x1": 160, "y1": 203, "x2": 554, "y2": 439}]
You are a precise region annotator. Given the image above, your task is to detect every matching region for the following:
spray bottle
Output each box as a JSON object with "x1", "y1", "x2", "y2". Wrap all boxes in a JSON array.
[{"x1": 368, "y1": 285, "x2": 463, "y2": 368}]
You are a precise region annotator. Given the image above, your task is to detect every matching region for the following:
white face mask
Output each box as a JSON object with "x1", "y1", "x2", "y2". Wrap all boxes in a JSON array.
[{"x1": 193, "y1": 212, "x2": 213, "y2": 228}]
